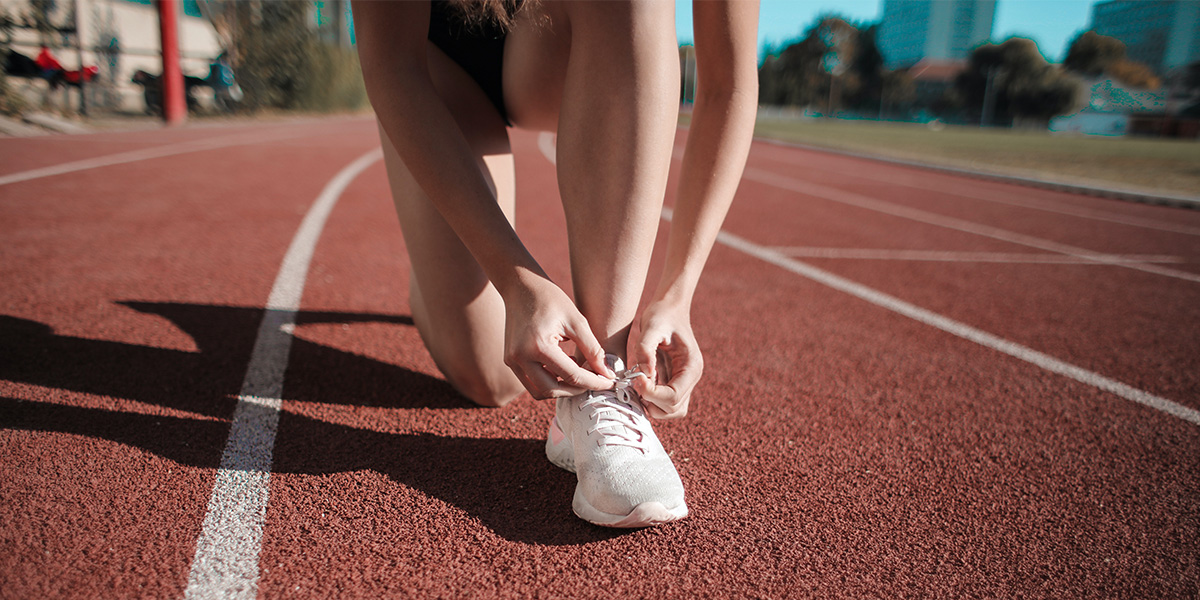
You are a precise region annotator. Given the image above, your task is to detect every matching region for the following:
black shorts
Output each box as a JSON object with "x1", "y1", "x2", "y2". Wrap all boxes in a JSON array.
[{"x1": 427, "y1": 0, "x2": 510, "y2": 124}]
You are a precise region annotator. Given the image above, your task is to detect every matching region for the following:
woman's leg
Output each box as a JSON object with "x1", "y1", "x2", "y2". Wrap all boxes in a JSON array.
[
  {"x1": 378, "y1": 43, "x2": 525, "y2": 407},
  {"x1": 505, "y1": 0, "x2": 680, "y2": 360}
]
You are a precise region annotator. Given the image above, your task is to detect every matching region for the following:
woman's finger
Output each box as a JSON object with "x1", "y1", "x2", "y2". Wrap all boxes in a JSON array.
[
  {"x1": 517, "y1": 362, "x2": 587, "y2": 399},
  {"x1": 538, "y1": 344, "x2": 614, "y2": 391},
  {"x1": 510, "y1": 367, "x2": 546, "y2": 400},
  {"x1": 567, "y1": 319, "x2": 616, "y2": 379},
  {"x1": 640, "y1": 383, "x2": 688, "y2": 420},
  {"x1": 634, "y1": 376, "x2": 676, "y2": 406},
  {"x1": 633, "y1": 350, "x2": 702, "y2": 418},
  {"x1": 632, "y1": 332, "x2": 664, "y2": 383}
]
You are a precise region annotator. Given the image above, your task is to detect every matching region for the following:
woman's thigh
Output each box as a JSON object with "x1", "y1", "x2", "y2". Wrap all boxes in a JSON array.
[
  {"x1": 503, "y1": 1, "x2": 678, "y2": 133},
  {"x1": 502, "y1": 1, "x2": 570, "y2": 132}
]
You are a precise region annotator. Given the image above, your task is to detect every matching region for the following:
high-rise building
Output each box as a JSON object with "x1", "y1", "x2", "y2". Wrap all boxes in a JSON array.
[
  {"x1": 1090, "y1": 0, "x2": 1200, "y2": 75},
  {"x1": 877, "y1": 0, "x2": 997, "y2": 69}
]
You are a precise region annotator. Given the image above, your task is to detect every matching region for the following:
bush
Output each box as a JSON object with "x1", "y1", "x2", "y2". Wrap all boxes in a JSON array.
[
  {"x1": 232, "y1": 1, "x2": 366, "y2": 113},
  {"x1": 298, "y1": 42, "x2": 367, "y2": 112}
]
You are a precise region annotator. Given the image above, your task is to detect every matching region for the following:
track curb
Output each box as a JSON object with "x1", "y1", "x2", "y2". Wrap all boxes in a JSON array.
[{"x1": 755, "y1": 136, "x2": 1200, "y2": 210}]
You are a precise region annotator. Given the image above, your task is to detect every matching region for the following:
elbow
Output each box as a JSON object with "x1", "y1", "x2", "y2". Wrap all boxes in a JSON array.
[
  {"x1": 696, "y1": 77, "x2": 759, "y2": 112},
  {"x1": 360, "y1": 58, "x2": 428, "y2": 116},
  {"x1": 695, "y1": 63, "x2": 758, "y2": 105}
]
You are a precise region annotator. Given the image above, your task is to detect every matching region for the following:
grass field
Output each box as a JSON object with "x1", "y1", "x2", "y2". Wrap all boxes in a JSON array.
[{"x1": 729, "y1": 114, "x2": 1200, "y2": 198}]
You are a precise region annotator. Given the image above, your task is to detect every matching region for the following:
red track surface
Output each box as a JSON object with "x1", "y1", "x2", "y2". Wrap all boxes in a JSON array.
[{"x1": 2, "y1": 118, "x2": 1198, "y2": 598}]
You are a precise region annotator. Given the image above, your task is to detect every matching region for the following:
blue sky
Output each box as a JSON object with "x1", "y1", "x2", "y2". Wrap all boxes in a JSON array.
[{"x1": 676, "y1": 0, "x2": 1098, "y2": 64}]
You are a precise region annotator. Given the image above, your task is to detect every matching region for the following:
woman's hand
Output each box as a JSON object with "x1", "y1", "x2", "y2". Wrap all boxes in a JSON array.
[
  {"x1": 630, "y1": 300, "x2": 703, "y2": 419},
  {"x1": 502, "y1": 273, "x2": 615, "y2": 399}
]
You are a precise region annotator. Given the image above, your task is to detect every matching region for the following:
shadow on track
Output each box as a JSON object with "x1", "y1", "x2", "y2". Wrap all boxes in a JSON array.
[
  {"x1": 0, "y1": 303, "x2": 467, "y2": 416},
  {"x1": 0, "y1": 305, "x2": 627, "y2": 546},
  {"x1": 271, "y1": 411, "x2": 626, "y2": 546},
  {"x1": 0, "y1": 397, "x2": 625, "y2": 545}
]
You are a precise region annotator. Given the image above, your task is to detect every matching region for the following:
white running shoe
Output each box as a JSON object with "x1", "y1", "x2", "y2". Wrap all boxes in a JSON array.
[{"x1": 545, "y1": 355, "x2": 688, "y2": 528}]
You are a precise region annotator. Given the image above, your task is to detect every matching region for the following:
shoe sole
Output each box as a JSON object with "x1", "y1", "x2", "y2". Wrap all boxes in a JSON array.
[
  {"x1": 573, "y1": 489, "x2": 688, "y2": 528},
  {"x1": 547, "y1": 417, "x2": 689, "y2": 528}
]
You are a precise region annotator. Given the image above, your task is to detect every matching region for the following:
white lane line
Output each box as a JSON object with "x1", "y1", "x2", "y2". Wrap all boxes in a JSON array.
[
  {"x1": 543, "y1": 134, "x2": 1198, "y2": 426},
  {"x1": 744, "y1": 167, "x2": 1200, "y2": 285},
  {"x1": 0, "y1": 129, "x2": 320, "y2": 187},
  {"x1": 666, "y1": 208, "x2": 1200, "y2": 426},
  {"x1": 769, "y1": 247, "x2": 1187, "y2": 264},
  {"x1": 183, "y1": 148, "x2": 382, "y2": 600},
  {"x1": 754, "y1": 147, "x2": 1200, "y2": 237}
]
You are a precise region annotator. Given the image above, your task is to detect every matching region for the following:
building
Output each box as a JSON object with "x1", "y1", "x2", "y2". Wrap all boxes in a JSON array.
[
  {"x1": 2, "y1": 0, "x2": 353, "y2": 114},
  {"x1": 1049, "y1": 76, "x2": 1167, "y2": 136},
  {"x1": 877, "y1": 0, "x2": 997, "y2": 69},
  {"x1": 1, "y1": 0, "x2": 222, "y2": 112},
  {"x1": 1089, "y1": 0, "x2": 1200, "y2": 75}
]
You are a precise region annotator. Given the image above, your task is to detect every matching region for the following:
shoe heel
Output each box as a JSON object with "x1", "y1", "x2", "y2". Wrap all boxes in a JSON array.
[{"x1": 545, "y1": 416, "x2": 575, "y2": 472}]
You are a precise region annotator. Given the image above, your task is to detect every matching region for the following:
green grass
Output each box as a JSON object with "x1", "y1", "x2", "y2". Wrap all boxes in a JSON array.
[{"x1": 717, "y1": 114, "x2": 1200, "y2": 197}]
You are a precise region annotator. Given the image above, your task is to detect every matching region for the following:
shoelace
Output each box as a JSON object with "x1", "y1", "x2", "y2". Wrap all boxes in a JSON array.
[{"x1": 581, "y1": 385, "x2": 648, "y2": 452}]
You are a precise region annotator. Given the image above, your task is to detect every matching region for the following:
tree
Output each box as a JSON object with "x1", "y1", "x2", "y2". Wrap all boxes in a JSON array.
[
  {"x1": 234, "y1": 2, "x2": 316, "y2": 110},
  {"x1": 200, "y1": 1, "x2": 365, "y2": 112},
  {"x1": 813, "y1": 16, "x2": 860, "y2": 113},
  {"x1": 758, "y1": 33, "x2": 826, "y2": 107},
  {"x1": 1106, "y1": 59, "x2": 1161, "y2": 89},
  {"x1": 758, "y1": 15, "x2": 890, "y2": 113},
  {"x1": 956, "y1": 37, "x2": 1082, "y2": 126},
  {"x1": 879, "y1": 69, "x2": 915, "y2": 117},
  {"x1": 1007, "y1": 66, "x2": 1082, "y2": 125},
  {"x1": 846, "y1": 24, "x2": 884, "y2": 112},
  {"x1": 197, "y1": 0, "x2": 238, "y2": 67},
  {"x1": 1187, "y1": 61, "x2": 1200, "y2": 91},
  {"x1": 1064, "y1": 31, "x2": 1125, "y2": 76},
  {"x1": 1064, "y1": 30, "x2": 1161, "y2": 89}
]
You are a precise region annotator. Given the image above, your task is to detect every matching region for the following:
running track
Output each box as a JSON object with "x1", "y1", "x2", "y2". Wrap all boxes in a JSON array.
[{"x1": 2, "y1": 117, "x2": 1198, "y2": 598}]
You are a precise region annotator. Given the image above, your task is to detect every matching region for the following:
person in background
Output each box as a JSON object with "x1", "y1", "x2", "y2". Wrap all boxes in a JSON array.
[
  {"x1": 207, "y1": 52, "x2": 241, "y2": 112},
  {"x1": 353, "y1": 0, "x2": 758, "y2": 528},
  {"x1": 35, "y1": 45, "x2": 63, "y2": 81}
]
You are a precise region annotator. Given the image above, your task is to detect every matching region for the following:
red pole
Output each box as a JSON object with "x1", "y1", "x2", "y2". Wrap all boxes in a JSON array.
[{"x1": 157, "y1": 0, "x2": 186, "y2": 125}]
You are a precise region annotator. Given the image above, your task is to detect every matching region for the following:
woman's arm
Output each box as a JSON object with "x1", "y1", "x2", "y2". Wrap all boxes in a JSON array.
[
  {"x1": 632, "y1": 0, "x2": 759, "y2": 418},
  {"x1": 353, "y1": 1, "x2": 614, "y2": 396}
]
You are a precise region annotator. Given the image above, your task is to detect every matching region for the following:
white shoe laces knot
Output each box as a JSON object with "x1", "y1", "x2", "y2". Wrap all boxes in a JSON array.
[{"x1": 582, "y1": 386, "x2": 648, "y2": 452}]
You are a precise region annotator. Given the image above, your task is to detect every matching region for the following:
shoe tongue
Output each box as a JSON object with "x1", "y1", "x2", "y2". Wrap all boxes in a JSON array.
[
  {"x1": 605, "y1": 354, "x2": 625, "y2": 374},
  {"x1": 591, "y1": 387, "x2": 642, "y2": 441},
  {"x1": 588, "y1": 355, "x2": 642, "y2": 441}
]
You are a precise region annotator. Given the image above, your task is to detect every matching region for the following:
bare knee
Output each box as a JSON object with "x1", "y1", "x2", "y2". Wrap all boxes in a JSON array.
[
  {"x1": 422, "y1": 340, "x2": 525, "y2": 407},
  {"x1": 406, "y1": 264, "x2": 521, "y2": 408},
  {"x1": 421, "y1": 328, "x2": 525, "y2": 407},
  {"x1": 446, "y1": 369, "x2": 525, "y2": 408}
]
